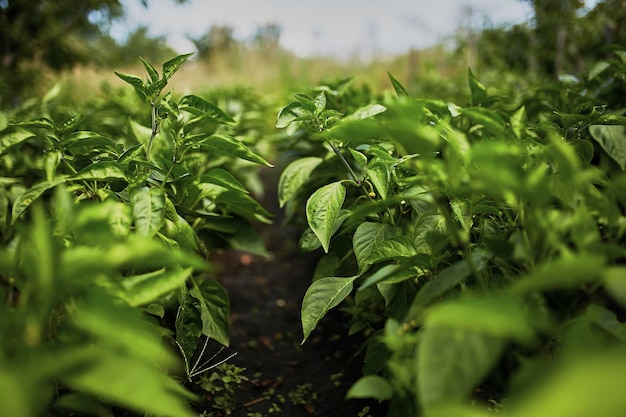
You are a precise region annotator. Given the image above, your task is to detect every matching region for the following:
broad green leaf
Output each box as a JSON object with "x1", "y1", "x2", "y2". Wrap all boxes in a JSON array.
[
  {"x1": 278, "y1": 156, "x2": 323, "y2": 207},
  {"x1": 161, "y1": 215, "x2": 198, "y2": 252},
  {"x1": 293, "y1": 93, "x2": 317, "y2": 113},
  {"x1": 345, "y1": 104, "x2": 387, "y2": 121},
  {"x1": 368, "y1": 235, "x2": 419, "y2": 263},
  {"x1": 424, "y1": 296, "x2": 536, "y2": 342},
  {"x1": 313, "y1": 91, "x2": 327, "y2": 112},
  {"x1": 15, "y1": 117, "x2": 55, "y2": 130},
  {"x1": 201, "y1": 134, "x2": 273, "y2": 167},
  {"x1": 128, "y1": 119, "x2": 152, "y2": 145},
  {"x1": 346, "y1": 375, "x2": 393, "y2": 401},
  {"x1": 301, "y1": 276, "x2": 358, "y2": 342},
  {"x1": 276, "y1": 101, "x2": 307, "y2": 128},
  {"x1": 60, "y1": 113, "x2": 84, "y2": 135},
  {"x1": 72, "y1": 161, "x2": 128, "y2": 182},
  {"x1": 508, "y1": 348, "x2": 626, "y2": 417},
  {"x1": 511, "y1": 254, "x2": 605, "y2": 294},
  {"x1": 131, "y1": 186, "x2": 165, "y2": 237},
  {"x1": 140, "y1": 57, "x2": 159, "y2": 82},
  {"x1": 407, "y1": 256, "x2": 483, "y2": 318},
  {"x1": 367, "y1": 160, "x2": 390, "y2": 199},
  {"x1": 306, "y1": 181, "x2": 346, "y2": 253},
  {"x1": 122, "y1": 267, "x2": 194, "y2": 307},
  {"x1": 12, "y1": 178, "x2": 66, "y2": 224},
  {"x1": 201, "y1": 168, "x2": 248, "y2": 194},
  {"x1": 571, "y1": 139, "x2": 595, "y2": 166},
  {"x1": 179, "y1": 95, "x2": 235, "y2": 124},
  {"x1": 388, "y1": 71, "x2": 409, "y2": 97},
  {"x1": 162, "y1": 52, "x2": 193, "y2": 80},
  {"x1": 63, "y1": 348, "x2": 195, "y2": 417},
  {"x1": 353, "y1": 222, "x2": 399, "y2": 271},
  {"x1": 189, "y1": 279, "x2": 230, "y2": 346},
  {"x1": 65, "y1": 131, "x2": 116, "y2": 153},
  {"x1": 418, "y1": 327, "x2": 504, "y2": 407},
  {"x1": 588, "y1": 61, "x2": 610, "y2": 81},
  {"x1": 461, "y1": 107, "x2": 506, "y2": 134},
  {"x1": 73, "y1": 292, "x2": 175, "y2": 366},
  {"x1": 0, "y1": 128, "x2": 35, "y2": 156},
  {"x1": 589, "y1": 124, "x2": 626, "y2": 170},
  {"x1": 214, "y1": 189, "x2": 273, "y2": 224}
]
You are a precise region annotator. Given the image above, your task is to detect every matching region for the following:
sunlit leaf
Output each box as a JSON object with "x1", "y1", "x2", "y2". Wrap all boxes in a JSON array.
[
  {"x1": 418, "y1": 327, "x2": 504, "y2": 407},
  {"x1": 346, "y1": 375, "x2": 393, "y2": 401},
  {"x1": 162, "y1": 52, "x2": 193, "y2": 80},
  {"x1": 201, "y1": 134, "x2": 273, "y2": 167},
  {"x1": 306, "y1": 181, "x2": 346, "y2": 253},
  {"x1": 131, "y1": 186, "x2": 165, "y2": 237},
  {"x1": 0, "y1": 128, "x2": 35, "y2": 156},
  {"x1": 278, "y1": 157, "x2": 323, "y2": 207},
  {"x1": 12, "y1": 178, "x2": 66, "y2": 224},
  {"x1": 589, "y1": 124, "x2": 626, "y2": 170}
]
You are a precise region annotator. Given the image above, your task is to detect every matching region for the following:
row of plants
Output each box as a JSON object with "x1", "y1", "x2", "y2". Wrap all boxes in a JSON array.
[
  {"x1": 0, "y1": 54, "x2": 273, "y2": 416},
  {"x1": 277, "y1": 48, "x2": 626, "y2": 416}
]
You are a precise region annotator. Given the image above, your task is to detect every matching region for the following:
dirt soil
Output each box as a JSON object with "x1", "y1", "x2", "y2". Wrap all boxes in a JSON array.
[{"x1": 198, "y1": 167, "x2": 389, "y2": 417}]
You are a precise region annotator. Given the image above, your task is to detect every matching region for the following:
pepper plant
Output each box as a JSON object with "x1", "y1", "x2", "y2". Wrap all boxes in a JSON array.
[
  {"x1": 0, "y1": 53, "x2": 272, "y2": 416},
  {"x1": 277, "y1": 50, "x2": 626, "y2": 416}
]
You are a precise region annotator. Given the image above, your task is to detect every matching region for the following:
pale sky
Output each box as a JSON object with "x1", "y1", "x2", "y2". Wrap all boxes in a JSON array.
[{"x1": 112, "y1": 0, "x2": 535, "y2": 59}]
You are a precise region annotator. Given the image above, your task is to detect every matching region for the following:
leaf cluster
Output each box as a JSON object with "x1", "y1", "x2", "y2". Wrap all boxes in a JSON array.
[{"x1": 277, "y1": 48, "x2": 626, "y2": 416}]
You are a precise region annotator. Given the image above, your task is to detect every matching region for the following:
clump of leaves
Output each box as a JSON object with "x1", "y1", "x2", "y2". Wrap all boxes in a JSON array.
[{"x1": 277, "y1": 48, "x2": 626, "y2": 417}]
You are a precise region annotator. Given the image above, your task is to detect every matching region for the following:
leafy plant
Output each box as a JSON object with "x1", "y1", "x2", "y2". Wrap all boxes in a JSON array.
[
  {"x1": 0, "y1": 53, "x2": 273, "y2": 416},
  {"x1": 277, "y1": 48, "x2": 626, "y2": 416}
]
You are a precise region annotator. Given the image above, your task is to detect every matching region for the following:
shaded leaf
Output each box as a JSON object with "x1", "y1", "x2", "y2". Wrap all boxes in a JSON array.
[
  {"x1": 190, "y1": 279, "x2": 230, "y2": 346},
  {"x1": 301, "y1": 276, "x2": 357, "y2": 342},
  {"x1": 589, "y1": 124, "x2": 626, "y2": 170},
  {"x1": 278, "y1": 157, "x2": 323, "y2": 207},
  {"x1": 346, "y1": 375, "x2": 393, "y2": 401},
  {"x1": 201, "y1": 134, "x2": 273, "y2": 167}
]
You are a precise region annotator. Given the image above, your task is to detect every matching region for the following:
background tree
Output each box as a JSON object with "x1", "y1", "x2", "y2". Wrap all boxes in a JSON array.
[{"x1": 0, "y1": 0, "x2": 185, "y2": 107}]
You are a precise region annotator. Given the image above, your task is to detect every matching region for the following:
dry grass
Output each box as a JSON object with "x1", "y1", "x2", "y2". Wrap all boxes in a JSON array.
[{"x1": 42, "y1": 44, "x2": 466, "y2": 106}]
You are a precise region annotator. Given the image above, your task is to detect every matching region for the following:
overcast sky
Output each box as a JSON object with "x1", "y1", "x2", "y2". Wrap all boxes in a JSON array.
[{"x1": 112, "y1": 0, "x2": 535, "y2": 59}]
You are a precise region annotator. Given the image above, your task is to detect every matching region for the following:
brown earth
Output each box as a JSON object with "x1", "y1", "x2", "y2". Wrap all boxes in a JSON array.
[{"x1": 196, "y1": 166, "x2": 389, "y2": 417}]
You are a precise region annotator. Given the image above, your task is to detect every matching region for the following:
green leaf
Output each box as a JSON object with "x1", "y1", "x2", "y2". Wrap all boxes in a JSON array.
[
  {"x1": 114, "y1": 71, "x2": 147, "y2": 100},
  {"x1": 346, "y1": 375, "x2": 393, "y2": 401},
  {"x1": 179, "y1": 95, "x2": 235, "y2": 124},
  {"x1": 162, "y1": 53, "x2": 193, "y2": 80},
  {"x1": 467, "y1": 67, "x2": 490, "y2": 107},
  {"x1": 0, "y1": 112, "x2": 7, "y2": 132},
  {"x1": 345, "y1": 104, "x2": 387, "y2": 122},
  {"x1": 201, "y1": 134, "x2": 273, "y2": 167},
  {"x1": 353, "y1": 222, "x2": 398, "y2": 271},
  {"x1": 367, "y1": 160, "x2": 390, "y2": 199},
  {"x1": 418, "y1": 327, "x2": 504, "y2": 407},
  {"x1": 507, "y1": 348, "x2": 626, "y2": 417},
  {"x1": 306, "y1": 182, "x2": 346, "y2": 253},
  {"x1": 189, "y1": 279, "x2": 230, "y2": 346},
  {"x1": 176, "y1": 289, "x2": 203, "y2": 368},
  {"x1": 424, "y1": 296, "x2": 536, "y2": 342},
  {"x1": 313, "y1": 91, "x2": 327, "y2": 112},
  {"x1": 278, "y1": 157, "x2": 323, "y2": 207},
  {"x1": 0, "y1": 128, "x2": 35, "y2": 156},
  {"x1": 276, "y1": 101, "x2": 307, "y2": 128},
  {"x1": 510, "y1": 106, "x2": 527, "y2": 140},
  {"x1": 589, "y1": 124, "x2": 626, "y2": 170},
  {"x1": 604, "y1": 267, "x2": 626, "y2": 309},
  {"x1": 214, "y1": 189, "x2": 273, "y2": 224},
  {"x1": 388, "y1": 71, "x2": 409, "y2": 97},
  {"x1": 72, "y1": 161, "x2": 128, "y2": 182},
  {"x1": 368, "y1": 235, "x2": 418, "y2": 263},
  {"x1": 43, "y1": 149, "x2": 61, "y2": 182},
  {"x1": 122, "y1": 267, "x2": 194, "y2": 307},
  {"x1": 201, "y1": 168, "x2": 248, "y2": 194},
  {"x1": 293, "y1": 93, "x2": 317, "y2": 113},
  {"x1": 63, "y1": 348, "x2": 195, "y2": 417},
  {"x1": 140, "y1": 57, "x2": 159, "y2": 83},
  {"x1": 131, "y1": 186, "x2": 165, "y2": 238},
  {"x1": 511, "y1": 254, "x2": 605, "y2": 294},
  {"x1": 12, "y1": 178, "x2": 66, "y2": 224},
  {"x1": 54, "y1": 393, "x2": 115, "y2": 417},
  {"x1": 301, "y1": 276, "x2": 358, "y2": 343}
]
